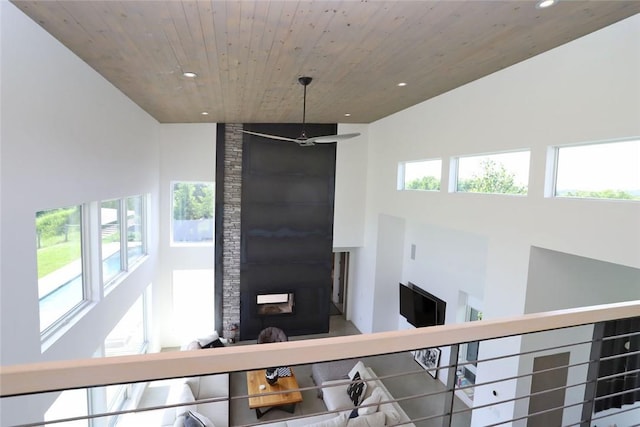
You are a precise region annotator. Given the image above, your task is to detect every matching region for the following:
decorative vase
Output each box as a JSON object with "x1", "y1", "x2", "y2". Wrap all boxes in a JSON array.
[{"x1": 265, "y1": 367, "x2": 279, "y2": 385}]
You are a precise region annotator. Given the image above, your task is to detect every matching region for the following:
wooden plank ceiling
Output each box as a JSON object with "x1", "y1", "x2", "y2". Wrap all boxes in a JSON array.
[{"x1": 11, "y1": 1, "x2": 640, "y2": 124}]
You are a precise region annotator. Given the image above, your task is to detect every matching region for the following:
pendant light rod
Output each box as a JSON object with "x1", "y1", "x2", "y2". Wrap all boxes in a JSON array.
[{"x1": 298, "y1": 76, "x2": 312, "y2": 137}]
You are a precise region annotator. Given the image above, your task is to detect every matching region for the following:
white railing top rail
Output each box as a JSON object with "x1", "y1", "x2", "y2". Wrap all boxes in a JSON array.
[{"x1": 1, "y1": 300, "x2": 638, "y2": 397}]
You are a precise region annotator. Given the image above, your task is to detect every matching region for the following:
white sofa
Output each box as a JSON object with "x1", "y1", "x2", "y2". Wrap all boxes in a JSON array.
[
  {"x1": 160, "y1": 374, "x2": 229, "y2": 427},
  {"x1": 260, "y1": 361, "x2": 415, "y2": 427},
  {"x1": 160, "y1": 332, "x2": 230, "y2": 427}
]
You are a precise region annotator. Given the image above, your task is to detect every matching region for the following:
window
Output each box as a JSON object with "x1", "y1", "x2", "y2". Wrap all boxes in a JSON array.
[
  {"x1": 101, "y1": 199, "x2": 122, "y2": 285},
  {"x1": 104, "y1": 295, "x2": 146, "y2": 358},
  {"x1": 172, "y1": 269, "x2": 215, "y2": 339},
  {"x1": 172, "y1": 181, "x2": 214, "y2": 244},
  {"x1": 399, "y1": 159, "x2": 442, "y2": 191},
  {"x1": 126, "y1": 195, "x2": 145, "y2": 266},
  {"x1": 454, "y1": 150, "x2": 530, "y2": 195},
  {"x1": 36, "y1": 205, "x2": 86, "y2": 333},
  {"x1": 553, "y1": 139, "x2": 639, "y2": 200},
  {"x1": 102, "y1": 295, "x2": 147, "y2": 423},
  {"x1": 457, "y1": 306, "x2": 482, "y2": 401}
]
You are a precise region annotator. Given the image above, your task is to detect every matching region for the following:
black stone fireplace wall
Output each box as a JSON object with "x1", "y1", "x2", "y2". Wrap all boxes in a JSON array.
[{"x1": 239, "y1": 123, "x2": 337, "y2": 340}]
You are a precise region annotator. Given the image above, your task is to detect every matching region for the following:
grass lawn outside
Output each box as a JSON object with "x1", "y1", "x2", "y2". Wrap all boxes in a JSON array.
[{"x1": 37, "y1": 238, "x2": 81, "y2": 278}]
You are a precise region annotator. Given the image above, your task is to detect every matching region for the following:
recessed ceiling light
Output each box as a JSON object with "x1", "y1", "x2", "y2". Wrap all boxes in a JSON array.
[
  {"x1": 397, "y1": 82, "x2": 407, "y2": 87},
  {"x1": 536, "y1": 0, "x2": 558, "y2": 9},
  {"x1": 344, "y1": 113, "x2": 351, "y2": 117},
  {"x1": 183, "y1": 71, "x2": 198, "y2": 78},
  {"x1": 201, "y1": 111, "x2": 209, "y2": 116}
]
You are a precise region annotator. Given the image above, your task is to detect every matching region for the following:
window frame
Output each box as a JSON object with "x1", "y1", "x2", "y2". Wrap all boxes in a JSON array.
[
  {"x1": 100, "y1": 198, "x2": 124, "y2": 288},
  {"x1": 170, "y1": 181, "x2": 215, "y2": 246},
  {"x1": 397, "y1": 158, "x2": 442, "y2": 191},
  {"x1": 38, "y1": 204, "x2": 92, "y2": 339},
  {"x1": 125, "y1": 194, "x2": 147, "y2": 268},
  {"x1": 548, "y1": 138, "x2": 640, "y2": 201},
  {"x1": 452, "y1": 149, "x2": 531, "y2": 196}
]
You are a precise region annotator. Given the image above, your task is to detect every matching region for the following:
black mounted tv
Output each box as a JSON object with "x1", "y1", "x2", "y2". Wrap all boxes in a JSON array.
[{"x1": 399, "y1": 282, "x2": 446, "y2": 328}]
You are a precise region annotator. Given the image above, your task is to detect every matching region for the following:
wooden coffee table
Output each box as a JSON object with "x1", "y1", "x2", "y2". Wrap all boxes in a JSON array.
[{"x1": 246, "y1": 368, "x2": 303, "y2": 418}]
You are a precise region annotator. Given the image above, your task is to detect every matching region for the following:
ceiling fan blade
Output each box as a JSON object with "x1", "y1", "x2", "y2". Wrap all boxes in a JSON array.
[
  {"x1": 307, "y1": 133, "x2": 361, "y2": 144},
  {"x1": 241, "y1": 130, "x2": 301, "y2": 143}
]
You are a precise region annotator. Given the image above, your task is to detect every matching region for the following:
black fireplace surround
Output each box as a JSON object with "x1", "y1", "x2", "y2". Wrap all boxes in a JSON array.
[{"x1": 239, "y1": 123, "x2": 337, "y2": 340}]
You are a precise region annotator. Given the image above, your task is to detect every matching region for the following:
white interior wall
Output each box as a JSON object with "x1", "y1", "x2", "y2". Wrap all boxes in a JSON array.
[
  {"x1": 513, "y1": 248, "x2": 640, "y2": 426},
  {"x1": 372, "y1": 214, "x2": 405, "y2": 332},
  {"x1": 348, "y1": 14, "x2": 640, "y2": 426},
  {"x1": 0, "y1": 2, "x2": 161, "y2": 424},
  {"x1": 157, "y1": 124, "x2": 216, "y2": 348},
  {"x1": 334, "y1": 123, "x2": 369, "y2": 248},
  {"x1": 525, "y1": 247, "x2": 640, "y2": 313}
]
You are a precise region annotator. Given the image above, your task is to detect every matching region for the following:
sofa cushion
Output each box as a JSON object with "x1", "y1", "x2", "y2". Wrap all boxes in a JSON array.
[
  {"x1": 285, "y1": 413, "x2": 342, "y2": 427},
  {"x1": 176, "y1": 383, "x2": 197, "y2": 416},
  {"x1": 182, "y1": 341, "x2": 201, "y2": 351},
  {"x1": 378, "y1": 401, "x2": 401, "y2": 426},
  {"x1": 173, "y1": 415, "x2": 186, "y2": 427},
  {"x1": 356, "y1": 387, "x2": 384, "y2": 416},
  {"x1": 322, "y1": 379, "x2": 356, "y2": 411},
  {"x1": 305, "y1": 413, "x2": 348, "y2": 427},
  {"x1": 185, "y1": 377, "x2": 201, "y2": 397},
  {"x1": 346, "y1": 412, "x2": 385, "y2": 427},
  {"x1": 184, "y1": 410, "x2": 214, "y2": 427}
]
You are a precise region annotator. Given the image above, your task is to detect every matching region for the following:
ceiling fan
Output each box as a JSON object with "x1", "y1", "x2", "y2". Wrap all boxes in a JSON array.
[{"x1": 241, "y1": 76, "x2": 360, "y2": 147}]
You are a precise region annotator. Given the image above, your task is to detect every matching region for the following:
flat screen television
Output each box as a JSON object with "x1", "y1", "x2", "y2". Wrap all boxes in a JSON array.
[{"x1": 399, "y1": 282, "x2": 446, "y2": 327}]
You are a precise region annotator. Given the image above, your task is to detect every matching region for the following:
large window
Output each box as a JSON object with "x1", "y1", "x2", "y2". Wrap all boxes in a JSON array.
[
  {"x1": 103, "y1": 295, "x2": 147, "y2": 423},
  {"x1": 101, "y1": 199, "x2": 122, "y2": 285},
  {"x1": 454, "y1": 150, "x2": 530, "y2": 195},
  {"x1": 36, "y1": 205, "x2": 86, "y2": 333},
  {"x1": 553, "y1": 139, "x2": 639, "y2": 200},
  {"x1": 399, "y1": 159, "x2": 442, "y2": 191},
  {"x1": 126, "y1": 195, "x2": 145, "y2": 266},
  {"x1": 172, "y1": 181, "x2": 214, "y2": 244}
]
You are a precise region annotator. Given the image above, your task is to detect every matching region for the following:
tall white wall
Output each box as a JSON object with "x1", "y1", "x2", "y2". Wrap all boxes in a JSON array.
[
  {"x1": 334, "y1": 123, "x2": 369, "y2": 249},
  {"x1": 1, "y1": 2, "x2": 160, "y2": 424},
  {"x1": 347, "y1": 13, "x2": 640, "y2": 426},
  {"x1": 157, "y1": 124, "x2": 216, "y2": 347}
]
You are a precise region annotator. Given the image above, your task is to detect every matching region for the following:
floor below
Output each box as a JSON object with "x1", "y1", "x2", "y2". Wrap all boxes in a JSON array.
[{"x1": 119, "y1": 316, "x2": 472, "y2": 426}]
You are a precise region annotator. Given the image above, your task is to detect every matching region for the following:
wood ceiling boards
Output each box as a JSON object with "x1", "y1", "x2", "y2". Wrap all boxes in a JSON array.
[{"x1": 11, "y1": 0, "x2": 640, "y2": 124}]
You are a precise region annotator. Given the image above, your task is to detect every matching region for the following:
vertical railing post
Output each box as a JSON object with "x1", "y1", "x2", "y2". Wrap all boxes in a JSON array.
[
  {"x1": 442, "y1": 344, "x2": 460, "y2": 427},
  {"x1": 580, "y1": 321, "x2": 604, "y2": 427}
]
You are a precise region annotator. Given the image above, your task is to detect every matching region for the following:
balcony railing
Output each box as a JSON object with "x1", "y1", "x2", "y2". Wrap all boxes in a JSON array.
[{"x1": 1, "y1": 301, "x2": 639, "y2": 427}]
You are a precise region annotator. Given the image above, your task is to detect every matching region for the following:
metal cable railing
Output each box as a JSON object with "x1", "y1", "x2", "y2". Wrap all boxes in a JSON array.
[{"x1": 1, "y1": 301, "x2": 639, "y2": 427}]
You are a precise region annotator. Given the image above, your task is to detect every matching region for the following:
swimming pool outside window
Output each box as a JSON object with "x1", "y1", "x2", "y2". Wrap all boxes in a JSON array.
[
  {"x1": 36, "y1": 205, "x2": 86, "y2": 333},
  {"x1": 101, "y1": 199, "x2": 123, "y2": 286}
]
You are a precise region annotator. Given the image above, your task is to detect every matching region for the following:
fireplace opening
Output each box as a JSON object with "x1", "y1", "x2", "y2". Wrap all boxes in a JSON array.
[{"x1": 257, "y1": 292, "x2": 295, "y2": 315}]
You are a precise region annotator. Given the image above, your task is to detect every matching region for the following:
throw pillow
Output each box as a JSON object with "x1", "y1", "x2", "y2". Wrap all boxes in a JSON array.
[
  {"x1": 346, "y1": 371, "x2": 367, "y2": 406},
  {"x1": 357, "y1": 386, "x2": 384, "y2": 416},
  {"x1": 184, "y1": 410, "x2": 214, "y2": 427},
  {"x1": 197, "y1": 331, "x2": 219, "y2": 347},
  {"x1": 201, "y1": 338, "x2": 225, "y2": 348},
  {"x1": 347, "y1": 361, "x2": 366, "y2": 380},
  {"x1": 346, "y1": 411, "x2": 385, "y2": 427}
]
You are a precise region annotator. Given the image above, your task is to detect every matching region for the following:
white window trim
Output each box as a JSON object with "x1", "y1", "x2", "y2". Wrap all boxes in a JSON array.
[
  {"x1": 170, "y1": 181, "x2": 215, "y2": 247},
  {"x1": 397, "y1": 158, "x2": 443, "y2": 191}
]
